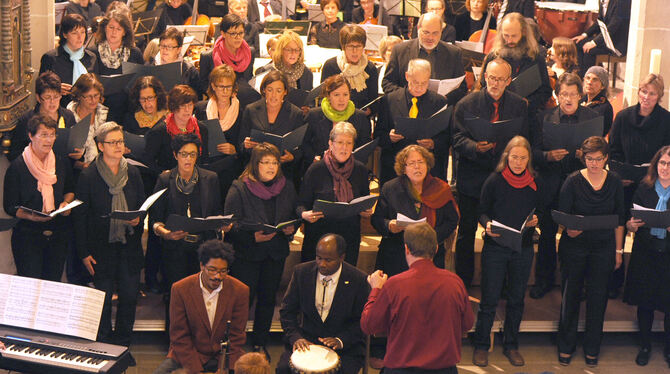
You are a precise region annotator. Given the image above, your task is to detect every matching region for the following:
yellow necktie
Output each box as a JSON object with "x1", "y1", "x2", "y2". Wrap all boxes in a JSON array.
[{"x1": 409, "y1": 97, "x2": 418, "y2": 118}]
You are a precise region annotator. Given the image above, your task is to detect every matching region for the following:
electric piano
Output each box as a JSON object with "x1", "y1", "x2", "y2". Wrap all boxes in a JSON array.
[{"x1": 0, "y1": 325, "x2": 131, "y2": 374}]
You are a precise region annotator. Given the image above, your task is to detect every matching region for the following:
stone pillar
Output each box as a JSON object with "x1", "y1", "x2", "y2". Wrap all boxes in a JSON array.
[
  {"x1": 623, "y1": 0, "x2": 670, "y2": 107},
  {"x1": 28, "y1": 0, "x2": 54, "y2": 90}
]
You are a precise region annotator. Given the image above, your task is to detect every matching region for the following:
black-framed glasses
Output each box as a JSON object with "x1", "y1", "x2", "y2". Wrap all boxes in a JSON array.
[
  {"x1": 102, "y1": 140, "x2": 125, "y2": 146},
  {"x1": 205, "y1": 266, "x2": 229, "y2": 275}
]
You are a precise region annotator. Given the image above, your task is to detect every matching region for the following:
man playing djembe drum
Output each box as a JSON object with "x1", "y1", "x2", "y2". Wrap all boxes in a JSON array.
[{"x1": 277, "y1": 234, "x2": 370, "y2": 374}]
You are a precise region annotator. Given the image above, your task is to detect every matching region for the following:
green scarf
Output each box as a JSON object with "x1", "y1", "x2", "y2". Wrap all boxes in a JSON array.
[{"x1": 321, "y1": 97, "x2": 355, "y2": 123}]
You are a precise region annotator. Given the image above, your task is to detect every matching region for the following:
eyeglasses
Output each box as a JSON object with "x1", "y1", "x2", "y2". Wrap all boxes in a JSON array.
[
  {"x1": 659, "y1": 160, "x2": 670, "y2": 167},
  {"x1": 102, "y1": 140, "x2": 125, "y2": 146},
  {"x1": 214, "y1": 84, "x2": 234, "y2": 91},
  {"x1": 139, "y1": 95, "x2": 157, "y2": 102},
  {"x1": 510, "y1": 155, "x2": 528, "y2": 162},
  {"x1": 486, "y1": 75, "x2": 509, "y2": 84},
  {"x1": 259, "y1": 160, "x2": 279, "y2": 166},
  {"x1": 35, "y1": 133, "x2": 57, "y2": 139},
  {"x1": 81, "y1": 93, "x2": 101, "y2": 101},
  {"x1": 406, "y1": 160, "x2": 426, "y2": 168},
  {"x1": 205, "y1": 266, "x2": 229, "y2": 275},
  {"x1": 159, "y1": 44, "x2": 180, "y2": 50},
  {"x1": 420, "y1": 30, "x2": 440, "y2": 38},
  {"x1": 283, "y1": 48, "x2": 301, "y2": 54},
  {"x1": 345, "y1": 44, "x2": 364, "y2": 51},
  {"x1": 559, "y1": 92, "x2": 581, "y2": 99},
  {"x1": 584, "y1": 156, "x2": 605, "y2": 163},
  {"x1": 226, "y1": 31, "x2": 244, "y2": 38},
  {"x1": 177, "y1": 151, "x2": 198, "y2": 158},
  {"x1": 40, "y1": 94, "x2": 62, "y2": 102}
]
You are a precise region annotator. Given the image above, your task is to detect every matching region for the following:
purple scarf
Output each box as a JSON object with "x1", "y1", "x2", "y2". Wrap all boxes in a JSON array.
[
  {"x1": 323, "y1": 149, "x2": 354, "y2": 202},
  {"x1": 244, "y1": 176, "x2": 286, "y2": 200}
]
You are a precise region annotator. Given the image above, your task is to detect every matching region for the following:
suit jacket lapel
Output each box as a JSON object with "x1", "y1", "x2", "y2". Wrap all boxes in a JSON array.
[
  {"x1": 211, "y1": 277, "x2": 231, "y2": 335},
  {"x1": 188, "y1": 274, "x2": 213, "y2": 335},
  {"x1": 306, "y1": 265, "x2": 322, "y2": 323},
  {"x1": 254, "y1": 102, "x2": 270, "y2": 132},
  {"x1": 324, "y1": 266, "x2": 349, "y2": 324}
]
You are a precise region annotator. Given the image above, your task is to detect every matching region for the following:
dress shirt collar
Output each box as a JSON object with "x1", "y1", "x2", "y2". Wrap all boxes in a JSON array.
[
  {"x1": 199, "y1": 271, "x2": 223, "y2": 296},
  {"x1": 409, "y1": 258, "x2": 435, "y2": 270},
  {"x1": 404, "y1": 87, "x2": 428, "y2": 106}
]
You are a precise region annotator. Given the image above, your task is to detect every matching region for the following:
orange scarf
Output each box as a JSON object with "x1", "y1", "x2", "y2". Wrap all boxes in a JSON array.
[{"x1": 408, "y1": 175, "x2": 459, "y2": 227}]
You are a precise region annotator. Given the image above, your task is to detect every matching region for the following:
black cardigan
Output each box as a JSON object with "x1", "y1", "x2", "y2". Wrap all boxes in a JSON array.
[
  {"x1": 224, "y1": 178, "x2": 297, "y2": 261},
  {"x1": 609, "y1": 104, "x2": 670, "y2": 165},
  {"x1": 4, "y1": 154, "x2": 74, "y2": 231},
  {"x1": 302, "y1": 108, "x2": 371, "y2": 164},
  {"x1": 73, "y1": 163, "x2": 145, "y2": 264},
  {"x1": 320, "y1": 57, "x2": 379, "y2": 111},
  {"x1": 143, "y1": 120, "x2": 210, "y2": 172},
  {"x1": 149, "y1": 167, "x2": 222, "y2": 233},
  {"x1": 478, "y1": 171, "x2": 540, "y2": 248}
]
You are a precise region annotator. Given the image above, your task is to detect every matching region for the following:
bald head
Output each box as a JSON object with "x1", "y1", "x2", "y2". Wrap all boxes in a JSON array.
[
  {"x1": 484, "y1": 58, "x2": 512, "y2": 100},
  {"x1": 417, "y1": 12, "x2": 443, "y2": 51},
  {"x1": 316, "y1": 234, "x2": 346, "y2": 276}
]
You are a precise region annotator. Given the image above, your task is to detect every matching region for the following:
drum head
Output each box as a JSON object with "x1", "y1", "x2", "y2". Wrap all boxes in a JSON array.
[{"x1": 290, "y1": 345, "x2": 340, "y2": 372}]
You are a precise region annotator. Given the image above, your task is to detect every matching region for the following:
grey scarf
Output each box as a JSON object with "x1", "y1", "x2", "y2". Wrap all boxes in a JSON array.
[{"x1": 95, "y1": 155, "x2": 133, "y2": 243}]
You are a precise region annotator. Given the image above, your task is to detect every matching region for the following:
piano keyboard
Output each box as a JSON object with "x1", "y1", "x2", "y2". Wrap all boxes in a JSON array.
[{"x1": 1, "y1": 343, "x2": 109, "y2": 372}]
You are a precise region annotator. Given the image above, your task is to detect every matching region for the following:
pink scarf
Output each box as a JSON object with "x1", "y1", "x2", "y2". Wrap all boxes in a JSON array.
[
  {"x1": 22, "y1": 145, "x2": 57, "y2": 213},
  {"x1": 212, "y1": 36, "x2": 252, "y2": 73}
]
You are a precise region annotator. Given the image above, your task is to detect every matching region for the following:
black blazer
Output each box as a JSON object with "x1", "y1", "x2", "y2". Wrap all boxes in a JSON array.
[
  {"x1": 584, "y1": 0, "x2": 631, "y2": 54},
  {"x1": 279, "y1": 261, "x2": 370, "y2": 357},
  {"x1": 501, "y1": 0, "x2": 535, "y2": 18},
  {"x1": 39, "y1": 45, "x2": 99, "y2": 107},
  {"x1": 9, "y1": 106, "x2": 76, "y2": 162},
  {"x1": 4, "y1": 154, "x2": 74, "y2": 231},
  {"x1": 238, "y1": 99, "x2": 306, "y2": 157},
  {"x1": 73, "y1": 163, "x2": 145, "y2": 266},
  {"x1": 224, "y1": 178, "x2": 297, "y2": 261},
  {"x1": 302, "y1": 108, "x2": 371, "y2": 164},
  {"x1": 320, "y1": 58, "x2": 379, "y2": 111},
  {"x1": 199, "y1": 49, "x2": 255, "y2": 90},
  {"x1": 149, "y1": 166, "x2": 222, "y2": 228},
  {"x1": 246, "y1": 0, "x2": 281, "y2": 24},
  {"x1": 143, "y1": 120, "x2": 210, "y2": 172},
  {"x1": 452, "y1": 89, "x2": 530, "y2": 198},
  {"x1": 381, "y1": 39, "x2": 467, "y2": 106}
]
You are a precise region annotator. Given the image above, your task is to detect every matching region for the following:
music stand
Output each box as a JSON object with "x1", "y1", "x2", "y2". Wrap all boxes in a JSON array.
[
  {"x1": 281, "y1": 0, "x2": 297, "y2": 20},
  {"x1": 133, "y1": 8, "x2": 162, "y2": 37},
  {"x1": 168, "y1": 24, "x2": 209, "y2": 45},
  {"x1": 55, "y1": 2, "x2": 68, "y2": 26},
  {"x1": 307, "y1": 4, "x2": 325, "y2": 22},
  {"x1": 360, "y1": 24, "x2": 388, "y2": 51},
  {"x1": 265, "y1": 20, "x2": 311, "y2": 36},
  {"x1": 385, "y1": 0, "x2": 421, "y2": 18}
]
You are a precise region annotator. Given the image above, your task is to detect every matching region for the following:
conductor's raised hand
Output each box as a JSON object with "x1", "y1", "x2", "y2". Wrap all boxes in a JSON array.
[
  {"x1": 367, "y1": 270, "x2": 388, "y2": 289},
  {"x1": 293, "y1": 338, "x2": 311, "y2": 352}
]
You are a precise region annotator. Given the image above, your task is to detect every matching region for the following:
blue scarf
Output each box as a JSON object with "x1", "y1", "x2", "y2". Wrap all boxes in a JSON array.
[
  {"x1": 63, "y1": 44, "x2": 87, "y2": 85},
  {"x1": 651, "y1": 179, "x2": 670, "y2": 239}
]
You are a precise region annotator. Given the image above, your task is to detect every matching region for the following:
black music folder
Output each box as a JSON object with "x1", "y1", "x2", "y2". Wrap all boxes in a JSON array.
[
  {"x1": 353, "y1": 138, "x2": 379, "y2": 162},
  {"x1": 122, "y1": 61, "x2": 182, "y2": 91},
  {"x1": 609, "y1": 160, "x2": 650, "y2": 182},
  {"x1": 631, "y1": 204, "x2": 670, "y2": 228},
  {"x1": 312, "y1": 195, "x2": 378, "y2": 219},
  {"x1": 551, "y1": 210, "x2": 619, "y2": 231},
  {"x1": 509, "y1": 64, "x2": 542, "y2": 98},
  {"x1": 239, "y1": 219, "x2": 301, "y2": 234},
  {"x1": 394, "y1": 104, "x2": 452, "y2": 140},
  {"x1": 17, "y1": 200, "x2": 83, "y2": 218},
  {"x1": 165, "y1": 214, "x2": 234, "y2": 232},
  {"x1": 285, "y1": 84, "x2": 322, "y2": 108},
  {"x1": 108, "y1": 188, "x2": 166, "y2": 220},
  {"x1": 201, "y1": 119, "x2": 228, "y2": 157},
  {"x1": 490, "y1": 209, "x2": 535, "y2": 252},
  {"x1": 123, "y1": 131, "x2": 146, "y2": 162},
  {"x1": 542, "y1": 116, "x2": 604, "y2": 152},
  {"x1": 465, "y1": 115, "x2": 524, "y2": 144},
  {"x1": 53, "y1": 114, "x2": 91, "y2": 156},
  {"x1": 250, "y1": 124, "x2": 308, "y2": 153},
  {"x1": 99, "y1": 73, "x2": 136, "y2": 96}
]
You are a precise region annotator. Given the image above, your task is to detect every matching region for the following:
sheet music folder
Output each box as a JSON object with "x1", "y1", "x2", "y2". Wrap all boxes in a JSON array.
[
  {"x1": 609, "y1": 160, "x2": 649, "y2": 182},
  {"x1": 122, "y1": 61, "x2": 182, "y2": 91},
  {"x1": 123, "y1": 131, "x2": 146, "y2": 162},
  {"x1": 108, "y1": 188, "x2": 166, "y2": 220},
  {"x1": 542, "y1": 116, "x2": 604, "y2": 152},
  {"x1": 250, "y1": 125, "x2": 308, "y2": 153},
  {"x1": 165, "y1": 214, "x2": 234, "y2": 232},
  {"x1": 551, "y1": 210, "x2": 619, "y2": 230},
  {"x1": 509, "y1": 64, "x2": 542, "y2": 98},
  {"x1": 53, "y1": 114, "x2": 91, "y2": 156},
  {"x1": 631, "y1": 204, "x2": 670, "y2": 229},
  {"x1": 394, "y1": 104, "x2": 452, "y2": 140},
  {"x1": 201, "y1": 119, "x2": 228, "y2": 157},
  {"x1": 312, "y1": 195, "x2": 378, "y2": 219},
  {"x1": 99, "y1": 73, "x2": 136, "y2": 96},
  {"x1": 490, "y1": 209, "x2": 535, "y2": 252},
  {"x1": 239, "y1": 219, "x2": 301, "y2": 234},
  {"x1": 465, "y1": 115, "x2": 524, "y2": 144}
]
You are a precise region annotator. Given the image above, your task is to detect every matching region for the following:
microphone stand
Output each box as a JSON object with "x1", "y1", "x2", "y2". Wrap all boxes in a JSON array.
[{"x1": 218, "y1": 320, "x2": 232, "y2": 374}]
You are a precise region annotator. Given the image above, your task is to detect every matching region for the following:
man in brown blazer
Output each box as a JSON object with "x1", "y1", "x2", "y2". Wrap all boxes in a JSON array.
[{"x1": 153, "y1": 240, "x2": 250, "y2": 374}]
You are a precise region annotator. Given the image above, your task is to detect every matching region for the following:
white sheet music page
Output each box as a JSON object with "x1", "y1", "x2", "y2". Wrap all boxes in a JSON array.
[{"x1": 0, "y1": 275, "x2": 105, "y2": 340}]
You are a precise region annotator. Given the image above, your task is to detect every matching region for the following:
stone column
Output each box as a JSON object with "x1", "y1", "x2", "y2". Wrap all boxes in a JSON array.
[
  {"x1": 623, "y1": 0, "x2": 670, "y2": 107},
  {"x1": 28, "y1": 0, "x2": 54, "y2": 90}
]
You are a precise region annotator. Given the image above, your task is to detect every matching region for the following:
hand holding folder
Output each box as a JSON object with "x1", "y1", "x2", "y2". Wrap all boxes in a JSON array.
[
  {"x1": 394, "y1": 104, "x2": 452, "y2": 140},
  {"x1": 631, "y1": 204, "x2": 670, "y2": 229},
  {"x1": 489, "y1": 209, "x2": 535, "y2": 252},
  {"x1": 250, "y1": 125, "x2": 308, "y2": 153},
  {"x1": 465, "y1": 115, "x2": 524, "y2": 145},
  {"x1": 165, "y1": 214, "x2": 234, "y2": 233},
  {"x1": 108, "y1": 188, "x2": 166, "y2": 220},
  {"x1": 238, "y1": 219, "x2": 301, "y2": 234},
  {"x1": 312, "y1": 195, "x2": 378, "y2": 220}
]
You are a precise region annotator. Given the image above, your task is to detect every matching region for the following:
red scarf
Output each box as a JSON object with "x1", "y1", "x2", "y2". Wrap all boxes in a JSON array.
[
  {"x1": 212, "y1": 35, "x2": 252, "y2": 73},
  {"x1": 502, "y1": 166, "x2": 537, "y2": 191},
  {"x1": 165, "y1": 113, "x2": 202, "y2": 142},
  {"x1": 414, "y1": 175, "x2": 459, "y2": 227}
]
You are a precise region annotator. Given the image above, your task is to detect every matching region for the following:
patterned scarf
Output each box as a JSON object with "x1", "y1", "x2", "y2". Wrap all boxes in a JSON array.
[
  {"x1": 323, "y1": 149, "x2": 354, "y2": 202},
  {"x1": 274, "y1": 60, "x2": 305, "y2": 89},
  {"x1": 336, "y1": 51, "x2": 369, "y2": 92},
  {"x1": 95, "y1": 155, "x2": 132, "y2": 244},
  {"x1": 97, "y1": 40, "x2": 130, "y2": 69}
]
